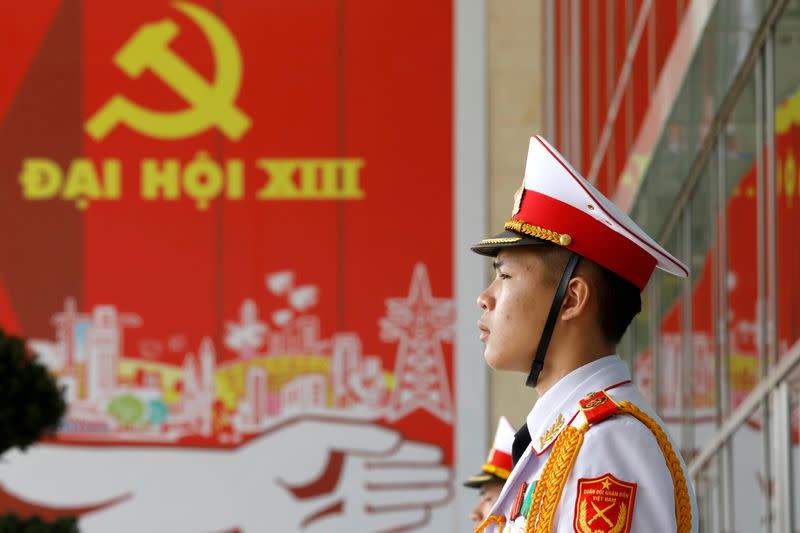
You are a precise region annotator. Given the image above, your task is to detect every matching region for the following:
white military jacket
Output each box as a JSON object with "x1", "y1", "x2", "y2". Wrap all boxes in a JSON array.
[{"x1": 480, "y1": 355, "x2": 698, "y2": 533}]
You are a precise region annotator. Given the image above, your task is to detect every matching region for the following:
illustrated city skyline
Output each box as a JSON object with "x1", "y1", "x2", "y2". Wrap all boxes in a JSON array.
[{"x1": 30, "y1": 264, "x2": 455, "y2": 446}]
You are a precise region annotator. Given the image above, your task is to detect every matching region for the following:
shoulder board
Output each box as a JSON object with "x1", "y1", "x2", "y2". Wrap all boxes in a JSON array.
[{"x1": 578, "y1": 390, "x2": 620, "y2": 426}]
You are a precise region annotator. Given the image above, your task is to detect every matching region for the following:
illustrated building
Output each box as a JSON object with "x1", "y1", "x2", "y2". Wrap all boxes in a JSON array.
[
  {"x1": 51, "y1": 300, "x2": 142, "y2": 402},
  {"x1": 295, "y1": 315, "x2": 320, "y2": 353},
  {"x1": 331, "y1": 333, "x2": 361, "y2": 407},
  {"x1": 281, "y1": 374, "x2": 326, "y2": 415},
  {"x1": 347, "y1": 355, "x2": 385, "y2": 408},
  {"x1": 51, "y1": 297, "x2": 83, "y2": 369},
  {"x1": 86, "y1": 306, "x2": 141, "y2": 400},
  {"x1": 179, "y1": 337, "x2": 216, "y2": 436},
  {"x1": 238, "y1": 366, "x2": 269, "y2": 426}
]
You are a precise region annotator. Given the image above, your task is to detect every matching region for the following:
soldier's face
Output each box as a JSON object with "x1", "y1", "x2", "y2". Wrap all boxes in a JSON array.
[
  {"x1": 469, "y1": 479, "x2": 504, "y2": 526},
  {"x1": 477, "y1": 248, "x2": 552, "y2": 372}
]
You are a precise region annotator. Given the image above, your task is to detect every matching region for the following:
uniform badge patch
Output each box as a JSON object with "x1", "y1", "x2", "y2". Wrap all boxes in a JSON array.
[{"x1": 573, "y1": 473, "x2": 636, "y2": 533}]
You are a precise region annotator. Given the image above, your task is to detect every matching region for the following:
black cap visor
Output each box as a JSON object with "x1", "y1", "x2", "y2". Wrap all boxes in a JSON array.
[
  {"x1": 462, "y1": 471, "x2": 506, "y2": 488},
  {"x1": 470, "y1": 230, "x2": 547, "y2": 257}
]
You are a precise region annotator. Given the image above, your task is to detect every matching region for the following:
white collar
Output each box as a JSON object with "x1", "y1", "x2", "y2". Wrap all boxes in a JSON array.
[{"x1": 526, "y1": 355, "x2": 631, "y2": 455}]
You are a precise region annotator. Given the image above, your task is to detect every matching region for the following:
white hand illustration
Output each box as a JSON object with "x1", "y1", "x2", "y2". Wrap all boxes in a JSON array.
[
  {"x1": 300, "y1": 440, "x2": 452, "y2": 533},
  {"x1": 0, "y1": 416, "x2": 452, "y2": 533}
]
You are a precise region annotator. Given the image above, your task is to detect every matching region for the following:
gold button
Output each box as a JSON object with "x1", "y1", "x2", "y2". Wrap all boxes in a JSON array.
[
  {"x1": 559, "y1": 234, "x2": 572, "y2": 246},
  {"x1": 587, "y1": 204, "x2": 595, "y2": 211}
]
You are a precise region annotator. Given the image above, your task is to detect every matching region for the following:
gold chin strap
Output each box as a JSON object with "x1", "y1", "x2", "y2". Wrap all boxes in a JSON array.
[{"x1": 524, "y1": 401, "x2": 693, "y2": 533}]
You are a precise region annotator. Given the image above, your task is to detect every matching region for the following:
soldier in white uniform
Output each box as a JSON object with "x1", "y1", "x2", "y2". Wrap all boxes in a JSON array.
[
  {"x1": 464, "y1": 417, "x2": 516, "y2": 527},
  {"x1": 471, "y1": 136, "x2": 698, "y2": 533}
]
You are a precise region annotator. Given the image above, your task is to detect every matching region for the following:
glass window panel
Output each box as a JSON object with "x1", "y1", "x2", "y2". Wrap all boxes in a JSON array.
[
  {"x1": 694, "y1": 459, "x2": 723, "y2": 533},
  {"x1": 626, "y1": 2, "x2": 775, "y2": 530},
  {"x1": 730, "y1": 409, "x2": 768, "y2": 532},
  {"x1": 725, "y1": 71, "x2": 763, "y2": 531},
  {"x1": 631, "y1": 278, "x2": 653, "y2": 404},
  {"x1": 630, "y1": 0, "x2": 771, "y2": 238},
  {"x1": 690, "y1": 158, "x2": 719, "y2": 457},
  {"x1": 790, "y1": 365, "x2": 800, "y2": 528},
  {"x1": 774, "y1": 5, "x2": 800, "y2": 527},
  {"x1": 714, "y1": 0, "x2": 771, "y2": 103},
  {"x1": 657, "y1": 229, "x2": 686, "y2": 447},
  {"x1": 725, "y1": 74, "x2": 758, "y2": 406}
]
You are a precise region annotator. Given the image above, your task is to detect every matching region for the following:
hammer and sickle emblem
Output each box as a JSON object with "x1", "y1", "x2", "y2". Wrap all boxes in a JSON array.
[{"x1": 86, "y1": 2, "x2": 251, "y2": 141}]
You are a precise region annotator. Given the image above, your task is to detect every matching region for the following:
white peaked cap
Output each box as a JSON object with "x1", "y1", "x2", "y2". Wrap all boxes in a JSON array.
[
  {"x1": 490, "y1": 415, "x2": 515, "y2": 457},
  {"x1": 464, "y1": 416, "x2": 516, "y2": 487},
  {"x1": 472, "y1": 136, "x2": 689, "y2": 289}
]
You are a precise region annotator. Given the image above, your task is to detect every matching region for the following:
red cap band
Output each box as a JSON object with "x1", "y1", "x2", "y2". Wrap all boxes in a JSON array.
[
  {"x1": 487, "y1": 448, "x2": 513, "y2": 472},
  {"x1": 514, "y1": 190, "x2": 657, "y2": 290}
]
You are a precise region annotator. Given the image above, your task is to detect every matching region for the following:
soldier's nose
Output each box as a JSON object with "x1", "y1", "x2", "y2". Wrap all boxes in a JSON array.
[
  {"x1": 477, "y1": 290, "x2": 490, "y2": 310},
  {"x1": 469, "y1": 507, "x2": 482, "y2": 522}
]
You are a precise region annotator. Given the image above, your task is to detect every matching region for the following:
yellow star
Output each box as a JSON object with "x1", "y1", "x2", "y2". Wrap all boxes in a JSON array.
[{"x1": 601, "y1": 479, "x2": 611, "y2": 490}]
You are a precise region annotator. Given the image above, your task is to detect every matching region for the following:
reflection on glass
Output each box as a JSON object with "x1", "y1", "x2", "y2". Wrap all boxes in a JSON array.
[
  {"x1": 725, "y1": 72, "x2": 764, "y2": 532},
  {"x1": 774, "y1": 8, "x2": 800, "y2": 528},
  {"x1": 630, "y1": 0, "x2": 770, "y2": 238},
  {"x1": 626, "y1": 2, "x2": 783, "y2": 530},
  {"x1": 689, "y1": 162, "x2": 718, "y2": 450},
  {"x1": 725, "y1": 75, "x2": 758, "y2": 407},
  {"x1": 655, "y1": 231, "x2": 686, "y2": 447},
  {"x1": 695, "y1": 460, "x2": 722, "y2": 533},
  {"x1": 631, "y1": 280, "x2": 652, "y2": 404}
]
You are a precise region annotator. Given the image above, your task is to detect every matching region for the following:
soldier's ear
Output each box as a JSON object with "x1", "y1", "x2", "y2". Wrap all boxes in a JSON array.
[{"x1": 559, "y1": 275, "x2": 591, "y2": 321}]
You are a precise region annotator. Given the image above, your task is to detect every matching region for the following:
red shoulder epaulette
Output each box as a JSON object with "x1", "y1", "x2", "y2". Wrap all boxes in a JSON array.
[{"x1": 579, "y1": 390, "x2": 620, "y2": 425}]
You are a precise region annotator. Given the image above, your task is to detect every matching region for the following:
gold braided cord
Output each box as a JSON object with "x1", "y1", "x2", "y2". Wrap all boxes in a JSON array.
[
  {"x1": 534, "y1": 426, "x2": 586, "y2": 533},
  {"x1": 524, "y1": 456, "x2": 550, "y2": 532},
  {"x1": 525, "y1": 425, "x2": 587, "y2": 533},
  {"x1": 473, "y1": 514, "x2": 506, "y2": 533},
  {"x1": 617, "y1": 401, "x2": 693, "y2": 533},
  {"x1": 522, "y1": 403, "x2": 692, "y2": 533},
  {"x1": 504, "y1": 219, "x2": 572, "y2": 247},
  {"x1": 477, "y1": 237, "x2": 522, "y2": 245}
]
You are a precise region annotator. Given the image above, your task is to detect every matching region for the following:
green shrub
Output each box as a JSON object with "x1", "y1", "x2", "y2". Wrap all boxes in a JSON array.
[
  {"x1": 0, "y1": 329, "x2": 75, "y2": 530},
  {"x1": 0, "y1": 329, "x2": 67, "y2": 456},
  {"x1": 0, "y1": 515, "x2": 78, "y2": 533}
]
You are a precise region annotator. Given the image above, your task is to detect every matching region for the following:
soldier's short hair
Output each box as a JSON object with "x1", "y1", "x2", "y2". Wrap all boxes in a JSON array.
[
  {"x1": 537, "y1": 243, "x2": 641, "y2": 344},
  {"x1": 590, "y1": 260, "x2": 642, "y2": 343}
]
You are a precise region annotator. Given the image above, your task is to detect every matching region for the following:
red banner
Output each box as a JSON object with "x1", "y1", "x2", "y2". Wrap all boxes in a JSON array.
[{"x1": 0, "y1": 2, "x2": 457, "y2": 531}]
